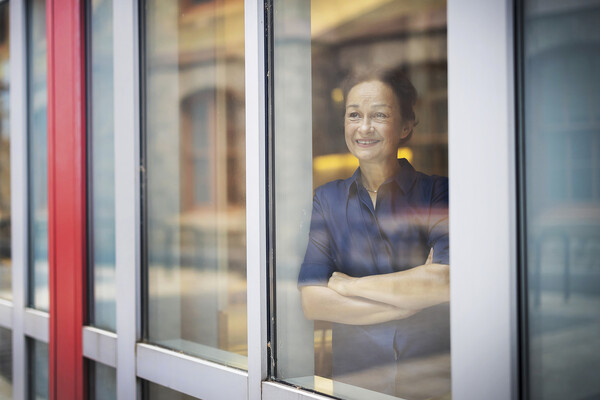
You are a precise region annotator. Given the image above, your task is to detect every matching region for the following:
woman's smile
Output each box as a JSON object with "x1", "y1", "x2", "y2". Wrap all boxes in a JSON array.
[{"x1": 356, "y1": 139, "x2": 381, "y2": 146}]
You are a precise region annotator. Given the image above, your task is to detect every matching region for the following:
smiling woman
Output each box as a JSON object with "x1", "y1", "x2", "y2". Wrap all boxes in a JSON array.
[{"x1": 298, "y1": 70, "x2": 450, "y2": 398}]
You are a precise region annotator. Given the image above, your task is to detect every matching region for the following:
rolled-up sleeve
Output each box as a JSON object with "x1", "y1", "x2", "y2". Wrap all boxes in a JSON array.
[
  {"x1": 298, "y1": 191, "x2": 337, "y2": 287},
  {"x1": 428, "y1": 177, "x2": 449, "y2": 265}
]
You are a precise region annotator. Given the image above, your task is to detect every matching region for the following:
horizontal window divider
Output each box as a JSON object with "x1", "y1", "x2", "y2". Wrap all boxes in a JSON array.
[
  {"x1": 262, "y1": 381, "x2": 341, "y2": 400},
  {"x1": 23, "y1": 308, "x2": 49, "y2": 343},
  {"x1": 0, "y1": 299, "x2": 12, "y2": 329},
  {"x1": 82, "y1": 326, "x2": 117, "y2": 368},
  {"x1": 136, "y1": 343, "x2": 248, "y2": 400}
]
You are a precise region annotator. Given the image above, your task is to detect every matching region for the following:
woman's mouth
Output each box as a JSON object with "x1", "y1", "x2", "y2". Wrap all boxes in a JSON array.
[{"x1": 356, "y1": 139, "x2": 379, "y2": 146}]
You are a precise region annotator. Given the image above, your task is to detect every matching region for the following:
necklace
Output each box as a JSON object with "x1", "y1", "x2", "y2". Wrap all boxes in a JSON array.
[{"x1": 365, "y1": 187, "x2": 378, "y2": 194}]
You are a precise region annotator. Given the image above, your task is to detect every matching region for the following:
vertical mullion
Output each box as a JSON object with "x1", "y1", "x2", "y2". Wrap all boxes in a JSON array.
[
  {"x1": 113, "y1": 0, "x2": 141, "y2": 398},
  {"x1": 245, "y1": 0, "x2": 268, "y2": 399},
  {"x1": 10, "y1": 0, "x2": 29, "y2": 398},
  {"x1": 447, "y1": 0, "x2": 518, "y2": 399},
  {"x1": 46, "y1": 0, "x2": 87, "y2": 398}
]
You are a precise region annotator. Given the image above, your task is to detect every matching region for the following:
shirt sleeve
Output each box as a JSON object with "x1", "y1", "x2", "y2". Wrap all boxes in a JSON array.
[
  {"x1": 298, "y1": 190, "x2": 337, "y2": 287},
  {"x1": 428, "y1": 177, "x2": 450, "y2": 265}
]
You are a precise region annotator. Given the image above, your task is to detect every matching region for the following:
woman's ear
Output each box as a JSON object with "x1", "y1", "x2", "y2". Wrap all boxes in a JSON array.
[{"x1": 400, "y1": 121, "x2": 414, "y2": 140}]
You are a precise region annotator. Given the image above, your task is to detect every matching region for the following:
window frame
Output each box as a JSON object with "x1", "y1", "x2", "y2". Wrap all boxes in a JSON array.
[
  {"x1": 4, "y1": 0, "x2": 520, "y2": 398},
  {"x1": 9, "y1": 0, "x2": 52, "y2": 399},
  {"x1": 447, "y1": 0, "x2": 518, "y2": 398}
]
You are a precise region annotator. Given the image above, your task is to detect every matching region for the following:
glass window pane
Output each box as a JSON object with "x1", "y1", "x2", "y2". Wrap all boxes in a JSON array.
[
  {"x1": 520, "y1": 2, "x2": 600, "y2": 399},
  {"x1": 87, "y1": 0, "x2": 116, "y2": 331},
  {"x1": 27, "y1": 339, "x2": 48, "y2": 400},
  {"x1": 0, "y1": 1, "x2": 10, "y2": 301},
  {"x1": 0, "y1": 327, "x2": 12, "y2": 398},
  {"x1": 145, "y1": 381, "x2": 197, "y2": 400},
  {"x1": 88, "y1": 361, "x2": 116, "y2": 400},
  {"x1": 27, "y1": 0, "x2": 48, "y2": 311},
  {"x1": 272, "y1": 1, "x2": 450, "y2": 398},
  {"x1": 142, "y1": 0, "x2": 247, "y2": 369}
]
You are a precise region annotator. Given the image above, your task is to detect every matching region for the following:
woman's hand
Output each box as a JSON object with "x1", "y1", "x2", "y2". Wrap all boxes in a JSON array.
[{"x1": 327, "y1": 272, "x2": 356, "y2": 296}]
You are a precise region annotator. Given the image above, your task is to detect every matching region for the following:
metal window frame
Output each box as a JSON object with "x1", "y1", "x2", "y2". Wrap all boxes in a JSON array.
[
  {"x1": 113, "y1": 0, "x2": 141, "y2": 398},
  {"x1": 137, "y1": 343, "x2": 248, "y2": 399},
  {"x1": 447, "y1": 0, "x2": 518, "y2": 399},
  {"x1": 101, "y1": 0, "x2": 519, "y2": 399},
  {"x1": 23, "y1": 308, "x2": 49, "y2": 343},
  {"x1": 10, "y1": 0, "x2": 28, "y2": 398},
  {"x1": 111, "y1": 0, "x2": 259, "y2": 398},
  {"x1": 245, "y1": 0, "x2": 269, "y2": 399},
  {"x1": 82, "y1": 326, "x2": 117, "y2": 368},
  {"x1": 10, "y1": 1, "x2": 51, "y2": 399},
  {"x1": 81, "y1": 0, "x2": 120, "y2": 380}
]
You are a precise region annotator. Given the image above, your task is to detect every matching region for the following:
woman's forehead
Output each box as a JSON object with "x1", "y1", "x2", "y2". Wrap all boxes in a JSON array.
[{"x1": 346, "y1": 81, "x2": 398, "y2": 108}]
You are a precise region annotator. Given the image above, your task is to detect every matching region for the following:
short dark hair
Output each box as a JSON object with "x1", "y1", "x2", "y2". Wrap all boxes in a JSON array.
[{"x1": 342, "y1": 69, "x2": 418, "y2": 142}]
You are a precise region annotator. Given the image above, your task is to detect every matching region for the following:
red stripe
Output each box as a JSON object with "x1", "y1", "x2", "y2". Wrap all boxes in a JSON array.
[{"x1": 47, "y1": 0, "x2": 86, "y2": 398}]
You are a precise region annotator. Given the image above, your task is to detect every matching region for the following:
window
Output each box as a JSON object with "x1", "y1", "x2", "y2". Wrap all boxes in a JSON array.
[
  {"x1": 271, "y1": 1, "x2": 450, "y2": 398},
  {"x1": 86, "y1": 0, "x2": 116, "y2": 332},
  {"x1": 27, "y1": 338, "x2": 48, "y2": 400},
  {"x1": 26, "y1": 0, "x2": 48, "y2": 311},
  {"x1": 141, "y1": 0, "x2": 247, "y2": 369},
  {"x1": 88, "y1": 361, "x2": 116, "y2": 400},
  {"x1": 518, "y1": 1, "x2": 600, "y2": 399},
  {"x1": 2, "y1": 0, "x2": 523, "y2": 397}
]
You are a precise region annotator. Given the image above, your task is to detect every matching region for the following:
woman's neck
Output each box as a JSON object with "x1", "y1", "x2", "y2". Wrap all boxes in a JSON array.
[{"x1": 359, "y1": 159, "x2": 400, "y2": 192}]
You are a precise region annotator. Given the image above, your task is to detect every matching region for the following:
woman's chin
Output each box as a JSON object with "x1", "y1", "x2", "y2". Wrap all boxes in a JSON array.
[{"x1": 352, "y1": 152, "x2": 391, "y2": 166}]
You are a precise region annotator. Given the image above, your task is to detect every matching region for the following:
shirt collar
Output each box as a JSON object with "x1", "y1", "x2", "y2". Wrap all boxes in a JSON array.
[{"x1": 347, "y1": 158, "x2": 417, "y2": 195}]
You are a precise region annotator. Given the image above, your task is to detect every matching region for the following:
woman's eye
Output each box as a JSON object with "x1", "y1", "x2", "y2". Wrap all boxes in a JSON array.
[
  {"x1": 374, "y1": 112, "x2": 387, "y2": 119},
  {"x1": 347, "y1": 112, "x2": 360, "y2": 119}
]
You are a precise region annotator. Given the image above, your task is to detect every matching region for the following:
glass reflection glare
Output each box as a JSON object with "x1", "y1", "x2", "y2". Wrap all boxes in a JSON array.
[{"x1": 143, "y1": 0, "x2": 247, "y2": 368}]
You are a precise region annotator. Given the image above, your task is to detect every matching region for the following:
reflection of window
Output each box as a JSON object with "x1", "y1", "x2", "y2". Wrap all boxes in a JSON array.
[
  {"x1": 180, "y1": 89, "x2": 246, "y2": 212},
  {"x1": 181, "y1": 91, "x2": 216, "y2": 210},
  {"x1": 143, "y1": 0, "x2": 247, "y2": 368}
]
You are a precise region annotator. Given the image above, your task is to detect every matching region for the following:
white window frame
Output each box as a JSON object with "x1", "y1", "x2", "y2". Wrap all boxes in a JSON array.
[
  {"x1": 85, "y1": 0, "x2": 520, "y2": 399},
  {"x1": 448, "y1": 0, "x2": 518, "y2": 398},
  {"x1": 8, "y1": 1, "x2": 52, "y2": 400}
]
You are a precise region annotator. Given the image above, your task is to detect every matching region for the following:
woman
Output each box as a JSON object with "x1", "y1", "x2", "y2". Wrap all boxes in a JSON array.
[{"x1": 298, "y1": 69, "x2": 450, "y2": 398}]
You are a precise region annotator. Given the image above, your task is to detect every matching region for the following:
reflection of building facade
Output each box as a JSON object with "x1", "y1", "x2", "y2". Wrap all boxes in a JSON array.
[{"x1": 0, "y1": 0, "x2": 597, "y2": 399}]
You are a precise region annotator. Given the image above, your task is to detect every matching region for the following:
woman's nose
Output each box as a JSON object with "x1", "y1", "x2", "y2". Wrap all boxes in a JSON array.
[{"x1": 359, "y1": 117, "x2": 372, "y2": 134}]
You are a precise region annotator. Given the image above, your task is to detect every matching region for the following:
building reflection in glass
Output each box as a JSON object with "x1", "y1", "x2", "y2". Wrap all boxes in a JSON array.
[{"x1": 143, "y1": 0, "x2": 247, "y2": 368}]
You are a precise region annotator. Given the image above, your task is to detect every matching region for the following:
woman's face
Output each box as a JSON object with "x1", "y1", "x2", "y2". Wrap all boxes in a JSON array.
[{"x1": 344, "y1": 80, "x2": 411, "y2": 166}]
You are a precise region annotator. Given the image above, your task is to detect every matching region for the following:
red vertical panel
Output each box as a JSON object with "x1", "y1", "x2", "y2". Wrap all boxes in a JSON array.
[{"x1": 46, "y1": 0, "x2": 86, "y2": 399}]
